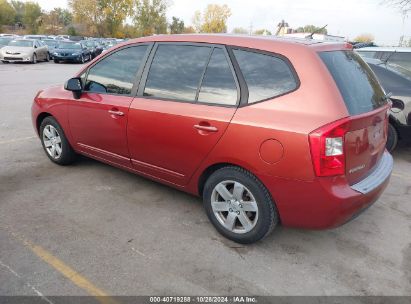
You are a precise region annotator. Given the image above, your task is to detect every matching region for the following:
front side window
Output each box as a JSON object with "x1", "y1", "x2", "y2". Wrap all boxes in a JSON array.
[
  {"x1": 84, "y1": 45, "x2": 148, "y2": 95},
  {"x1": 144, "y1": 44, "x2": 211, "y2": 101},
  {"x1": 233, "y1": 49, "x2": 297, "y2": 103},
  {"x1": 198, "y1": 48, "x2": 238, "y2": 105}
]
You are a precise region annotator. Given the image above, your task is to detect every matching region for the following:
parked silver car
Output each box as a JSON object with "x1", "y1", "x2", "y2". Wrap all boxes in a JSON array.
[{"x1": 0, "y1": 39, "x2": 49, "y2": 64}]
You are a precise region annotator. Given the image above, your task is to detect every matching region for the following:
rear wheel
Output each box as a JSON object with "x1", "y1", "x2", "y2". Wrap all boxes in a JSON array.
[
  {"x1": 40, "y1": 116, "x2": 76, "y2": 165},
  {"x1": 386, "y1": 123, "x2": 398, "y2": 152},
  {"x1": 203, "y1": 166, "x2": 279, "y2": 244}
]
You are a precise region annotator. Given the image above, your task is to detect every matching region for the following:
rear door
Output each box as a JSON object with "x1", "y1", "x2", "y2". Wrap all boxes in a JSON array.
[
  {"x1": 128, "y1": 43, "x2": 239, "y2": 185},
  {"x1": 320, "y1": 51, "x2": 389, "y2": 184}
]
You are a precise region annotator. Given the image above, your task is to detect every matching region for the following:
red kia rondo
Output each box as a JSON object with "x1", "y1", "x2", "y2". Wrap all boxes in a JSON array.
[{"x1": 32, "y1": 35, "x2": 393, "y2": 244}]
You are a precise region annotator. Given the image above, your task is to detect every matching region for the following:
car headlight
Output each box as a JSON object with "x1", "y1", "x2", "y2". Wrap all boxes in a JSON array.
[{"x1": 53, "y1": 52, "x2": 59, "y2": 56}]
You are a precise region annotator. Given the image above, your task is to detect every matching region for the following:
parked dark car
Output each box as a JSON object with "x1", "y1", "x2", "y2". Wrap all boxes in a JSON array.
[
  {"x1": 362, "y1": 57, "x2": 411, "y2": 151},
  {"x1": 42, "y1": 39, "x2": 58, "y2": 59},
  {"x1": 82, "y1": 40, "x2": 103, "y2": 58},
  {"x1": 53, "y1": 41, "x2": 91, "y2": 63}
]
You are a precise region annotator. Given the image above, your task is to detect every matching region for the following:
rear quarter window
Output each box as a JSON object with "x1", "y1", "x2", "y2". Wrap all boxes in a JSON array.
[
  {"x1": 320, "y1": 51, "x2": 387, "y2": 115},
  {"x1": 233, "y1": 49, "x2": 298, "y2": 104}
]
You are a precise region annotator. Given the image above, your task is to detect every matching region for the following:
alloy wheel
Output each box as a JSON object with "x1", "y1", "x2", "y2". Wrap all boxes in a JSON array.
[
  {"x1": 42, "y1": 125, "x2": 62, "y2": 159},
  {"x1": 211, "y1": 180, "x2": 259, "y2": 234}
]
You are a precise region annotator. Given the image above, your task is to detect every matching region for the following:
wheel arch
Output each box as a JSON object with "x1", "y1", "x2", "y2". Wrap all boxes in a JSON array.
[
  {"x1": 36, "y1": 112, "x2": 53, "y2": 134},
  {"x1": 197, "y1": 162, "x2": 263, "y2": 197}
]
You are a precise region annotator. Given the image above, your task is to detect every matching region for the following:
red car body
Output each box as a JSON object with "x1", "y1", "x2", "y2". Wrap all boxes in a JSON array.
[{"x1": 32, "y1": 35, "x2": 392, "y2": 230}]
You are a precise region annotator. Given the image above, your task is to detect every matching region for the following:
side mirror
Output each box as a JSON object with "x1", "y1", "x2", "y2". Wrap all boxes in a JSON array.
[
  {"x1": 34, "y1": 45, "x2": 37, "y2": 48},
  {"x1": 65, "y1": 77, "x2": 83, "y2": 99}
]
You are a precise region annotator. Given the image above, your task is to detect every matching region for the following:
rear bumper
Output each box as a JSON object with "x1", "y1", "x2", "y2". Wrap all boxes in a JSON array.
[{"x1": 260, "y1": 151, "x2": 393, "y2": 229}]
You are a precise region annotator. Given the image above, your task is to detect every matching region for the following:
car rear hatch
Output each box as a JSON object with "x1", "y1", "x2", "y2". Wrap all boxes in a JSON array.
[{"x1": 319, "y1": 50, "x2": 389, "y2": 185}]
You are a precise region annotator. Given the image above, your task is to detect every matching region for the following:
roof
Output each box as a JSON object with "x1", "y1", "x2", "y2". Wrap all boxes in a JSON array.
[{"x1": 126, "y1": 34, "x2": 350, "y2": 53}]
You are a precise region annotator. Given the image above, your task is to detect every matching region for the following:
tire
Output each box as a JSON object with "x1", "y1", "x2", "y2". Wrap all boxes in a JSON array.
[
  {"x1": 203, "y1": 166, "x2": 279, "y2": 244},
  {"x1": 80, "y1": 55, "x2": 85, "y2": 64},
  {"x1": 386, "y1": 123, "x2": 398, "y2": 152},
  {"x1": 54, "y1": 59, "x2": 59, "y2": 63},
  {"x1": 45, "y1": 53, "x2": 50, "y2": 62},
  {"x1": 39, "y1": 116, "x2": 76, "y2": 165},
  {"x1": 32, "y1": 53, "x2": 37, "y2": 64}
]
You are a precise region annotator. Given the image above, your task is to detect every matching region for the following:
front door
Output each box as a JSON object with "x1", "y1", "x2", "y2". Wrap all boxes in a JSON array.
[
  {"x1": 127, "y1": 44, "x2": 240, "y2": 185},
  {"x1": 68, "y1": 44, "x2": 150, "y2": 167}
]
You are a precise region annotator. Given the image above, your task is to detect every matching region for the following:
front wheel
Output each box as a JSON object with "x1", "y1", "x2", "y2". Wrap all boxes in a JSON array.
[
  {"x1": 40, "y1": 116, "x2": 76, "y2": 165},
  {"x1": 203, "y1": 166, "x2": 279, "y2": 244},
  {"x1": 45, "y1": 53, "x2": 50, "y2": 62},
  {"x1": 32, "y1": 53, "x2": 37, "y2": 64}
]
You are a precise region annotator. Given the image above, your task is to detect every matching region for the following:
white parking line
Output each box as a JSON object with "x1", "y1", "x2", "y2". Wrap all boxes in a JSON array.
[{"x1": 0, "y1": 259, "x2": 54, "y2": 304}]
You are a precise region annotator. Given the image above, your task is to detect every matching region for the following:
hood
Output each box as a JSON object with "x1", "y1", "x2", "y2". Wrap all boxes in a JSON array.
[
  {"x1": 2, "y1": 46, "x2": 34, "y2": 53},
  {"x1": 54, "y1": 48, "x2": 83, "y2": 53}
]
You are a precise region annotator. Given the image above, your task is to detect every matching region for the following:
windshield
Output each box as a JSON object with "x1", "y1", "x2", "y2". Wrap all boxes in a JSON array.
[
  {"x1": 58, "y1": 42, "x2": 82, "y2": 49},
  {"x1": 84, "y1": 41, "x2": 95, "y2": 47},
  {"x1": 0, "y1": 38, "x2": 12, "y2": 46},
  {"x1": 320, "y1": 50, "x2": 387, "y2": 115},
  {"x1": 43, "y1": 40, "x2": 57, "y2": 47},
  {"x1": 8, "y1": 40, "x2": 33, "y2": 47}
]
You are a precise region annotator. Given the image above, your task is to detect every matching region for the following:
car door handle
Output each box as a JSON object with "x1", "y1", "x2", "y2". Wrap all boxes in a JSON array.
[
  {"x1": 108, "y1": 110, "x2": 124, "y2": 116},
  {"x1": 194, "y1": 124, "x2": 218, "y2": 132}
]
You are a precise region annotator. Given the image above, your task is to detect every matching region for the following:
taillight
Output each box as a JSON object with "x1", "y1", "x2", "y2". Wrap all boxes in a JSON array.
[{"x1": 309, "y1": 118, "x2": 350, "y2": 177}]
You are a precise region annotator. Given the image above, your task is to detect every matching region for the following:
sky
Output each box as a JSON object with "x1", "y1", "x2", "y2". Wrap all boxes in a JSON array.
[{"x1": 21, "y1": 0, "x2": 411, "y2": 45}]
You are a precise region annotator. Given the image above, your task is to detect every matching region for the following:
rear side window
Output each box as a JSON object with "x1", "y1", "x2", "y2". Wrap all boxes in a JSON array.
[
  {"x1": 84, "y1": 45, "x2": 148, "y2": 95},
  {"x1": 144, "y1": 44, "x2": 211, "y2": 101},
  {"x1": 233, "y1": 49, "x2": 297, "y2": 103},
  {"x1": 320, "y1": 51, "x2": 386, "y2": 115},
  {"x1": 198, "y1": 48, "x2": 238, "y2": 105}
]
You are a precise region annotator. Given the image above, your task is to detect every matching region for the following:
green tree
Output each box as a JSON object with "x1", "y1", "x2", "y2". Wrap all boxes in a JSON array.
[
  {"x1": 10, "y1": 0, "x2": 25, "y2": 24},
  {"x1": 232, "y1": 27, "x2": 248, "y2": 34},
  {"x1": 101, "y1": 0, "x2": 134, "y2": 37},
  {"x1": 23, "y1": 1, "x2": 42, "y2": 34},
  {"x1": 295, "y1": 24, "x2": 327, "y2": 34},
  {"x1": 169, "y1": 16, "x2": 184, "y2": 34},
  {"x1": 67, "y1": 26, "x2": 77, "y2": 36},
  {"x1": 132, "y1": 0, "x2": 169, "y2": 37},
  {"x1": 192, "y1": 4, "x2": 231, "y2": 33},
  {"x1": 38, "y1": 8, "x2": 73, "y2": 34},
  {"x1": 0, "y1": 0, "x2": 16, "y2": 28},
  {"x1": 69, "y1": 0, "x2": 105, "y2": 36}
]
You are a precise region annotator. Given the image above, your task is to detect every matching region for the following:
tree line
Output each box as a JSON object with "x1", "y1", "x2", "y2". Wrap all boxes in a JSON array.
[{"x1": 0, "y1": 0, "x2": 235, "y2": 38}]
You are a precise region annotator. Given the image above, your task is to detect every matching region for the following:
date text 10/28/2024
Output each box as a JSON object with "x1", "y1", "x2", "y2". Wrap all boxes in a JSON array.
[{"x1": 149, "y1": 296, "x2": 257, "y2": 303}]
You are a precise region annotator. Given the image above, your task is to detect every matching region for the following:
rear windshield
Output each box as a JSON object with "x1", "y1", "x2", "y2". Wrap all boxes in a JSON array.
[{"x1": 320, "y1": 51, "x2": 386, "y2": 115}]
